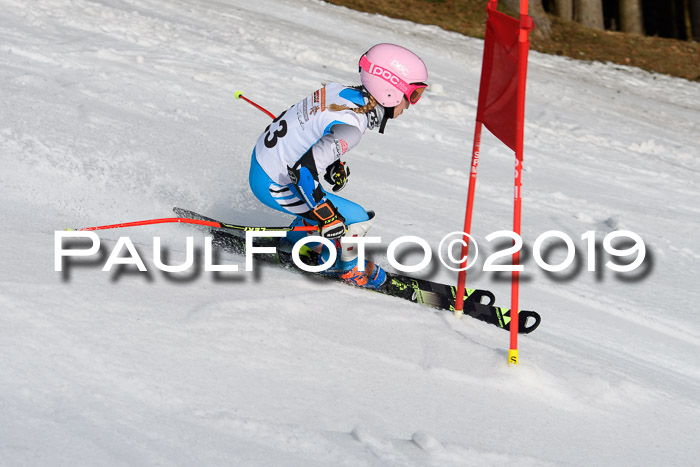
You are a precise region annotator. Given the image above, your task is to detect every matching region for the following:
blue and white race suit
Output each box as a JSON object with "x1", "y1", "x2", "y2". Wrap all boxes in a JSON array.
[{"x1": 248, "y1": 82, "x2": 382, "y2": 228}]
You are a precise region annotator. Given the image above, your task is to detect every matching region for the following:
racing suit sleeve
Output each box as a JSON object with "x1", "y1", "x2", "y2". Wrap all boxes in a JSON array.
[{"x1": 286, "y1": 123, "x2": 362, "y2": 211}]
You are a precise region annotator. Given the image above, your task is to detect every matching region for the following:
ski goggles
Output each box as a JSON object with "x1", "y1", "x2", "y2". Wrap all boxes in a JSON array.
[{"x1": 359, "y1": 55, "x2": 428, "y2": 105}]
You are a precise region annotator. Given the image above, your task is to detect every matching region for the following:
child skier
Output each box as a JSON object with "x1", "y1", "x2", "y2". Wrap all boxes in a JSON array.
[{"x1": 248, "y1": 43, "x2": 428, "y2": 289}]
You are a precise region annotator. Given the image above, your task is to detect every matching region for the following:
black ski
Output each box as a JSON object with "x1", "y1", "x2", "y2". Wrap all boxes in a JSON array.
[{"x1": 173, "y1": 207, "x2": 541, "y2": 334}]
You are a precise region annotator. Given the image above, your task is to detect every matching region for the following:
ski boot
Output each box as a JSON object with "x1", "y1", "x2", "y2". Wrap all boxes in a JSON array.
[
  {"x1": 320, "y1": 255, "x2": 386, "y2": 290},
  {"x1": 336, "y1": 257, "x2": 386, "y2": 290}
]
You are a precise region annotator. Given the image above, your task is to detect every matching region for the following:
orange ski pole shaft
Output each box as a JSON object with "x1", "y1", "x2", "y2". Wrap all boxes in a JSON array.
[
  {"x1": 234, "y1": 91, "x2": 276, "y2": 119},
  {"x1": 74, "y1": 217, "x2": 317, "y2": 233}
]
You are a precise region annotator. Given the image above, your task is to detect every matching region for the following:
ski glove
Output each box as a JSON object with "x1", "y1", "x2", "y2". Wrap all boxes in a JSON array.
[
  {"x1": 312, "y1": 200, "x2": 346, "y2": 239},
  {"x1": 324, "y1": 160, "x2": 350, "y2": 192}
]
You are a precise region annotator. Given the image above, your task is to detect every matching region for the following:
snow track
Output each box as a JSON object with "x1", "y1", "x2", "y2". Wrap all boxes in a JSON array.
[{"x1": 2, "y1": 0, "x2": 699, "y2": 465}]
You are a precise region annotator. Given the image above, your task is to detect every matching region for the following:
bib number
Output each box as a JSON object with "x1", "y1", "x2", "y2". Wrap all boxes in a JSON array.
[{"x1": 264, "y1": 110, "x2": 288, "y2": 148}]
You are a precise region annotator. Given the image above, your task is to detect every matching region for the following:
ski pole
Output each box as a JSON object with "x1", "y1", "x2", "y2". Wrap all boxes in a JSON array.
[
  {"x1": 234, "y1": 91, "x2": 275, "y2": 120},
  {"x1": 71, "y1": 217, "x2": 318, "y2": 232}
]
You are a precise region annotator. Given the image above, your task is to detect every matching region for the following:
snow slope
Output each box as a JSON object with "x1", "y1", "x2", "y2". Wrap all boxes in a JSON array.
[{"x1": 2, "y1": 0, "x2": 700, "y2": 465}]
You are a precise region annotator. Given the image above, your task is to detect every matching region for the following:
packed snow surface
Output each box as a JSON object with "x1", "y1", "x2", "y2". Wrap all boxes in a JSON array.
[{"x1": 2, "y1": 0, "x2": 700, "y2": 465}]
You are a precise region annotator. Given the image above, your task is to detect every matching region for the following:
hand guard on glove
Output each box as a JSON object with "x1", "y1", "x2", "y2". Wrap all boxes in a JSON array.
[
  {"x1": 312, "y1": 200, "x2": 346, "y2": 239},
  {"x1": 324, "y1": 160, "x2": 350, "y2": 192}
]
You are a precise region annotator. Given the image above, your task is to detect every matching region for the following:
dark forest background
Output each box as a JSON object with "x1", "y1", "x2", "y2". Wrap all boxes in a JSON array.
[{"x1": 324, "y1": 0, "x2": 700, "y2": 81}]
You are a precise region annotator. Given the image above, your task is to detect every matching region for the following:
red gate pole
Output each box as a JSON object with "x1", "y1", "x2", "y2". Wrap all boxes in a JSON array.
[
  {"x1": 455, "y1": 0, "x2": 498, "y2": 318},
  {"x1": 509, "y1": 0, "x2": 532, "y2": 365},
  {"x1": 454, "y1": 121, "x2": 483, "y2": 318}
]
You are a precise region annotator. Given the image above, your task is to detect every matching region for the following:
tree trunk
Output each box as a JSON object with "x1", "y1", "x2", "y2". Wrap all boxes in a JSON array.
[
  {"x1": 501, "y1": 0, "x2": 553, "y2": 39},
  {"x1": 670, "y1": 0, "x2": 688, "y2": 39},
  {"x1": 554, "y1": 0, "x2": 574, "y2": 20},
  {"x1": 619, "y1": 0, "x2": 644, "y2": 33},
  {"x1": 530, "y1": 0, "x2": 554, "y2": 37},
  {"x1": 690, "y1": 0, "x2": 700, "y2": 41},
  {"x1": 574, "y1": 0, "x2": 605, "y2": 29}
]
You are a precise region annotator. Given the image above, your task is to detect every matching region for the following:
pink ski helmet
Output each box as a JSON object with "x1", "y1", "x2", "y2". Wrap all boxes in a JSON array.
[{"x1": 359, "y1": 43, "x2": 428, "y2": 108}]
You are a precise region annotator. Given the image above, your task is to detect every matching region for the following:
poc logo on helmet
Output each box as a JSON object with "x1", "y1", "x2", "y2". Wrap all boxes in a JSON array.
[
  {"x1": 369, "y1": 64, "x2": 401, "y2": 87},
  {"x1": 391, "y1": 59, "x2": 410, "y2": 76}
]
